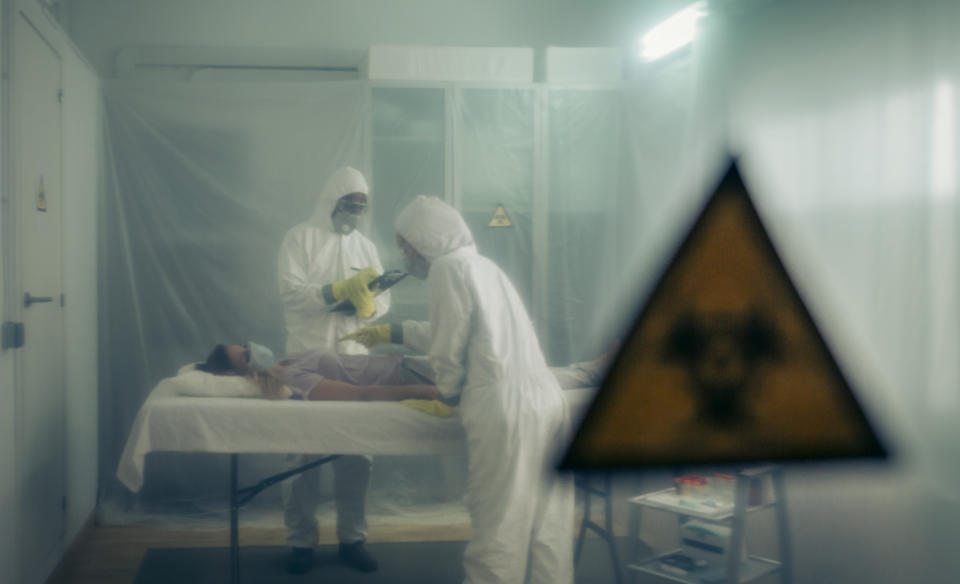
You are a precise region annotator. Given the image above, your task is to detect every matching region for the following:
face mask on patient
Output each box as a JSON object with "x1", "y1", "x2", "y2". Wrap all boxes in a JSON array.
[{"x1": 247, "y1": 341, "x2": 276, "y2": 371}]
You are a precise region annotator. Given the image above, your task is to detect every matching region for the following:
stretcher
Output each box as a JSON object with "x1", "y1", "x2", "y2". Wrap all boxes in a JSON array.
[{"x1": 117, "y1": 376, "x2": 594, "y2": 584}]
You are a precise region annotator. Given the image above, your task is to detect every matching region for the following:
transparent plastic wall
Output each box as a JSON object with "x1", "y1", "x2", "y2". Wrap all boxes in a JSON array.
[
  {"x1": 369, "y1": 87, "x2": 442, "y2": 326},
  {"x1": 456, "y1": 88, "x2": 536, "y2": 314},
  {"x1": 97, "y1": 0, "x2": 960, "y2": 530},
  {"x1": 370, "y1": 84, "x2": 629, "y2": 364},
  {"x1": 98, "y1": 80, "x2": 636, "y2": 521},
  {"x1": 543, "y1": 88, "x2": 625, "y2": 364},
  {"x1": 98, "y1": 81, "x2": 372, "y2": 517}
]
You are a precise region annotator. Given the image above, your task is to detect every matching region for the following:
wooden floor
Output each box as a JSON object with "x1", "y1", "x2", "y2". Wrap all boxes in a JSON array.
[
  {"x1": 48, "y1": 523, "x2": 475, "y2": 584},
  {"x1": 47, "y1": 504, "x2": 631, "y2": 584}
]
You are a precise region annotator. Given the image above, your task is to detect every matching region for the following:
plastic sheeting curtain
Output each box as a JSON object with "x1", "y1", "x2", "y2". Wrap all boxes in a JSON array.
[
  {"x1": 98, "y1": 81, "x2": 375, "y2": 518},
  {"x1": 611, "y1": 0, "x2": 960, "y2": 493},
  {"x1": 98, "y1": 0, "x2": 960, "y2": 525},
  {"x1": 98, "y1": 80, "x2": 631, "y2": 520},
  {"x1": 725, "y1": 0, "x2": 960, "y2": 490}
]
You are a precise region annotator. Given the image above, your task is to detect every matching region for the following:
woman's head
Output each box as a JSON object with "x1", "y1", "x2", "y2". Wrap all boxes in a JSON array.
[
  {"x1": 196, "y1": 343, "x2": 287, "y2": 400},
  {"x1": 196, "y1": 344, "x2": 235, "y2": 374},
  {"x1": 197, "y1": 342, "x2": 275, "y2": 375}
]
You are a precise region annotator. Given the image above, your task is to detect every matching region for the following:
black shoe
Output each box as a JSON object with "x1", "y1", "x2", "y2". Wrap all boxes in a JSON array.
[
  {"x1": 286, "y1": 546, "x2": 315, "y2": 575},
  {"x1": 338, "y1": 541, "x2": 379, "y2": 573}
]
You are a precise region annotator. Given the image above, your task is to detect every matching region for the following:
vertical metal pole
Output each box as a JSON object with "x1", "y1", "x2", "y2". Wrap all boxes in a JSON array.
[
  {"x1": 627, "y1": 500, "x2": 642, "y2": 584},
  {"x1": 445, "y1": 84, "x2": 457, "y2": 208},
  {"x1": 531, "y1": 85, "x2": 550, "y2": 338},
  {"x1": 230, "y1": 454, "x2": 240, "y2": 584},
  {"x1": 603, "y1": 473, "x2": 624, "y2": 584},
  {"x1": 727, "y1": 471, "x2": 747, "y2": 584},
  {"x1": 574, "y1": 475, "x2": 590, "y2": 566},
  {"x1": 772, "y1": 468, "x2": 793, "y2": 584}
]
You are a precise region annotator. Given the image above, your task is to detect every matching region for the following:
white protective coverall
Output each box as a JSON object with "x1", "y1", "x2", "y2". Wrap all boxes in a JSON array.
[
  {"x1": 395, "y1": 196, "x2": 574, "y2": 584},
  {"x1": 278, "y1": 166, "x2": 390, "y2": 355},
  {"x1": 277, "y1": 166, "x2": 388, "y2": 548}
]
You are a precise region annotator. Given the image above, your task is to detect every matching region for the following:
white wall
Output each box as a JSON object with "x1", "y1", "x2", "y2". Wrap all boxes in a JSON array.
[
  {"x1": 0, "y1": 0, "x2": 19, "y2": 578},
  {"x1": 61, "y1": 43, "x2": 100, "y2": 546},
  {"x1": 63, "y1": 0, "x2": 690, "y2": 79},
  {"x1": 0, "y1": 1, "x2": 101, "y2": 583}
]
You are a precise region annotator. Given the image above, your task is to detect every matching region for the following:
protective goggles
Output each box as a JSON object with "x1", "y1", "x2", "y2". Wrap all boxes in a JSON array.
[{"x1": 337, "y1": 199, "x2": 369, "y2": 215}]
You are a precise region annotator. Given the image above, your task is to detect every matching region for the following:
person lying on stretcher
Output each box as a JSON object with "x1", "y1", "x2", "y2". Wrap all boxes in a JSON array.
[
  {"x1": 196, "y1": 342, "x2": 440, "y2": 403},
  {"x1": 196, "y1": 341, "x2": 614, "y2": 402}
]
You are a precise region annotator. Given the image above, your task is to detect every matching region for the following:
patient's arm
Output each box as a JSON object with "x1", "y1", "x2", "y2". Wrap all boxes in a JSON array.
[{"x1": 307, "y1": 378, "x2": 439, "y2": 402}]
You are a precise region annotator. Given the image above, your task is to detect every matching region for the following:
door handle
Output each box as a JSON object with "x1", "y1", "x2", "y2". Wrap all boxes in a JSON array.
[{"x1": 24, "y1": 292, "x2": 54, "y2": 308}]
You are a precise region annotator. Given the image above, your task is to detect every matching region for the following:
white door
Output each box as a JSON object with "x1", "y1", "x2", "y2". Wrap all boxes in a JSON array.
[{"x1": 13, "y1": 12, "x2": 66, "y2": 579}]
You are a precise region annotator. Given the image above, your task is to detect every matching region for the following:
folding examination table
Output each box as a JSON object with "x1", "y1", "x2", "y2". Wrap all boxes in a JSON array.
[{"x1": 117, "y1": 380, "x2": 594, "y2": 584}]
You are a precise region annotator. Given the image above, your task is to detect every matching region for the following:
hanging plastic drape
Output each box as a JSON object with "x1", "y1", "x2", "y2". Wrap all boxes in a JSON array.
[
  {"x1": 97, "y1": 80, "x2": 632, "y2": 522},
  {"x1": 728, "y1": 2, "x2": 960, "y2": 492},
  {"x1": 98, "y1": 0, "x2": 960, "y2": 531},
  {"x1": 98, "y1": 81, "x2": 386, "y2": 520}
]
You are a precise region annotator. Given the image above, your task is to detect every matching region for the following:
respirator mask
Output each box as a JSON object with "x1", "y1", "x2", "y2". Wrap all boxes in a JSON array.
[
  {"x1": 246, "y1": 341, "x2": 276, "y2": 371},
  {"x1": 404, "y1": 254, "x2": 430, "y2": 280},
  {"x1": 331, "y1": 195, "x2": 368, "y2": 235}
]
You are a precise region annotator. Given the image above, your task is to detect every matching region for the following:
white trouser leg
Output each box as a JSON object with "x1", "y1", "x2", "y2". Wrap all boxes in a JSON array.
[
  {"x1": 283, "y1": 454, "x2": 373, "y2": 546},
  {"x1": 526, "y1": 472, "x2": 575, "y2": 584},
  {"x1": 461, "y1": 390, "x2": 574, "y2": 584},
  {"x1": 334, "y1": 454, "x2": 372, "y2": 543},
  {"x1": 461, "y1": 407, "x2": 535, "y2": 584},
  {"x1": 282, "y1": 453, "x2": 322, "y2": 548}
]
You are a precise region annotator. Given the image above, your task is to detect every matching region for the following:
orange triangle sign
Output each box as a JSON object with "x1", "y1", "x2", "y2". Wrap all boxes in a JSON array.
[{"x1": 561, "y1": 162, "x2": 888, "y2": 470}]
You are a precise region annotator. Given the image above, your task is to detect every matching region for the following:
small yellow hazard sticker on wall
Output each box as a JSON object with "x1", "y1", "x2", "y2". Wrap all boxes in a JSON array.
[
  {"x1": 37, "y1": 176, "x2": 48, "y2": 212},
  {"x1": 488, "y1": 204, "x2": 513, "y2": 227}
]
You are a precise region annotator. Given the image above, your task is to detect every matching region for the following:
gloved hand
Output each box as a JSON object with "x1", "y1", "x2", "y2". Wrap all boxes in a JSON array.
[
  {"x1": 340, "y1": 323, "x2": 393, "y2": 348},
  {"x1": 400, "y1": 399, "x2": 457, "y2": 418},
  {"x1": 330, "y1": 267, "x2": 379, "y2": 319}
]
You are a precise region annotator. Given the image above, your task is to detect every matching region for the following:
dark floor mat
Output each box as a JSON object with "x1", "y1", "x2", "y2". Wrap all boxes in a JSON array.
[{"x1": 135, "y1": 537, "x2": 630, "y2": 584}]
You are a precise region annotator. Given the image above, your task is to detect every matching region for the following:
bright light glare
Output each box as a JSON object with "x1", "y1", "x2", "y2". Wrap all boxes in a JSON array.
[
  {"x1": 639, "y1": 2, "x2": 707, "y2": 62},
  {"x1": 930, "y1": 79, "x2": 956, "y2": 200}
]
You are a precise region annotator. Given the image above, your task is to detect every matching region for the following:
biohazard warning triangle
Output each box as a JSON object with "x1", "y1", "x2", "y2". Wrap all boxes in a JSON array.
[
  {"x1": 488, "y1": 204, "x2": 513, "y2": 227},
  {"x1": 561, "y1": 162, "x2": 888, "y2": 470}
]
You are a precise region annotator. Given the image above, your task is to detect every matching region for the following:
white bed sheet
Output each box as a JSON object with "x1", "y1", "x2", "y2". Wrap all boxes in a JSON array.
[{"x1": 117, "y1": 378, "x2": 595, "y2": 492}]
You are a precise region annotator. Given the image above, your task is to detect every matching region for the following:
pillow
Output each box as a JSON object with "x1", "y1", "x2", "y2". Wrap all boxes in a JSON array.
[{"x1": 165, "y1": 366, "x2": 291, "y2": 399}]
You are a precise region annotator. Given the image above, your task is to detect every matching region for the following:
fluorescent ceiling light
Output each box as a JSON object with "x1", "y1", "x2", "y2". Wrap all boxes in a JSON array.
[{"x1": 639, "y1": 2, "x2": 707, "y2": 62}]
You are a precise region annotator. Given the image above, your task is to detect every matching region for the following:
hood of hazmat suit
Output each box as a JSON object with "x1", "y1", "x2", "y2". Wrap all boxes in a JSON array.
[
  {"x1": 278, "y1": 166, "x2": 389, "y2": 354},
  {"x1": 395, "y1": 195, "x2": 574, "y2": 584}
]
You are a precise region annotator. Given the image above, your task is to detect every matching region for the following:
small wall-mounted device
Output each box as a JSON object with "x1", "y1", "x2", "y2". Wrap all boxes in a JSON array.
[{"x1": 2, "y1": 321, "x2": 25, "y2": 350}]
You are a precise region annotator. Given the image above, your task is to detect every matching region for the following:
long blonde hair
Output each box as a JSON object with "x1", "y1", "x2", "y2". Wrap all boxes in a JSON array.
[{"x1": 247, "y1": 368, "x2": 289, "y2": 400}]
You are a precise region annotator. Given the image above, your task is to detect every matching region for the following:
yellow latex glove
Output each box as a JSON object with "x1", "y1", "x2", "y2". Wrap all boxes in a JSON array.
[
  {"x1": 401, "y1": 399, "x2": 457, "y2": 418},
  {"x1": 331, "y1": 267, "x2": 379, "y2": 319},
  {"x1": 340, "y1": 323, "x2": 392, "y2": 348}
]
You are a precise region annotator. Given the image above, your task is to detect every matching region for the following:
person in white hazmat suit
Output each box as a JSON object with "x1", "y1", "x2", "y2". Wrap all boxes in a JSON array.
[
  {"x1": 276, "y1": 166, "x2": 388, "y2": 574},
  {"x1": 343, "y1": 195, "x2": 575, "y2": 584}
]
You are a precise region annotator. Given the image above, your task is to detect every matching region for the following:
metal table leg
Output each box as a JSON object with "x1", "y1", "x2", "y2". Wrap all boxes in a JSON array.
[
  {"x1": 772, "y1": 468, "x2": 793, "y2": 584},
  {"x1": 226, "y1": 453, "x2": 341, "y2": 584},
  {"x1": 574, "y1": 472, "x2": 624, "y2": 584},
  {"x1": 230, "y1": 454, "x2": 240, "y2": 584},
  {"x1": 726, "y1": 471, "x2": 748, "y2": 584},
  {"x1": 627, "y1": 501, "x2": 641, "y2": 584}
]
